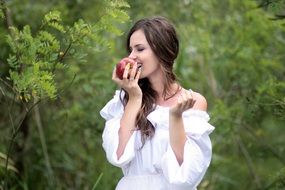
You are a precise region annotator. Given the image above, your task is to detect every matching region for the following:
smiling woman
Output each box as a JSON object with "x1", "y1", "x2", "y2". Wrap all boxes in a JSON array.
[{"x1": 100, "y1": 16, "x2": 215, "y2": 190}]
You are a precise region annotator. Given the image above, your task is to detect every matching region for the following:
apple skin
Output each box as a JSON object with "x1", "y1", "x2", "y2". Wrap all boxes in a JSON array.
[{"x1": 116, "y1": 58, "x2": 135, "y2": 79}]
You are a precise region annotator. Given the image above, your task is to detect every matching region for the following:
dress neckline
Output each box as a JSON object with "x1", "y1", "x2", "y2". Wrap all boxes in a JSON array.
[
  {"x1": 155, "y1": 104, "x2": 170, "y2": 109},
  {"x1": 154, "y1": 88, "x2": 193, "y2": 109},
  {"x1": 155, "y1": 104, "x2": 209, "y2": 115}
]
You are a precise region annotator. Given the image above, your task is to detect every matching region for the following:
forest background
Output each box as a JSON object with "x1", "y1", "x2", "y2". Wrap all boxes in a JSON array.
[{"x1": 0, "y1": 0, "x2": 284, "y2": 189}]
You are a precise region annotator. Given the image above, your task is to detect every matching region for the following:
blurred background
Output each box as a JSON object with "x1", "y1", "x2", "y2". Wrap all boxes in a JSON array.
[{"x1": 0, "y1": 0, "x2": 284, "y2": 189}]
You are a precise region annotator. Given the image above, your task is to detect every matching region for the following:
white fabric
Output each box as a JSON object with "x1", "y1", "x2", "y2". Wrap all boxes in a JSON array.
[{"x1": 100, "y1": 90, "x2": 215, "y2": 190}]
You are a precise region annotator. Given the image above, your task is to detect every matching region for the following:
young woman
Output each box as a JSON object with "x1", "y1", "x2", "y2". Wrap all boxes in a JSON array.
[{"x1": 100, "y1": 16, "x2": 215, "y2": 190}]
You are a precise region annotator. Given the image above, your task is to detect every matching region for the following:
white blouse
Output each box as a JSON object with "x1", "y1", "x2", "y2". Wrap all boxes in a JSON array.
[{"x1": 100, "y1": 90, "x2": 215, "y2": 190}]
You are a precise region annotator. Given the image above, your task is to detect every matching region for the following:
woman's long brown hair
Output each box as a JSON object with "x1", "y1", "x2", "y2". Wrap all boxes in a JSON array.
[{"x1": 120, "y1": 16, "x2": 180, "y2": 145}]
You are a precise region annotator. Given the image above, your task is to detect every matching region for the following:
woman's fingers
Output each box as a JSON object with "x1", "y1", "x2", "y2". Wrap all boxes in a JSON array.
[
  {"x1": 190, "y1": 92, "x2": 196, "y2": 108},
  {"x1": 185, "y1": 90, "x2": 193, "y2": 108},
  {"x1": 129, "y1": 62, "x2": 137, "y2": 80},
  {"x1": 121, "y1": 62, "x2": 141, "y2": 82},
  {"x1": 170, "y1": 90, "x2": 197, "y2": 116},
  {"x1": 135, "y1": 64, "x2": 142, "y2": 81},
  {"x1": 178, "y1": 90, "x2": 196, "y2": 110},
  {"x1": 122, "y1": 63, "x2": 131, "y2": 80}
]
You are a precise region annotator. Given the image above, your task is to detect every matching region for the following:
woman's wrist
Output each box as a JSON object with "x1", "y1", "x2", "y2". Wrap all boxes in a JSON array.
[
  {"x1": 128, "y1": 95, "x2": 142, "y2": 103},
  {"x1": 169, "y1": 109, "x2": 183, "y2": 118},
  {"x1": 126, "y1": 98, "x2": 142, "y2": 111}
]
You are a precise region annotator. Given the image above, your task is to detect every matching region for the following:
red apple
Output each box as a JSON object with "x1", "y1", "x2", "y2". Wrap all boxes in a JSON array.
[{"x1": 116, "y1": 58, "x2": 135, "y2": 79}]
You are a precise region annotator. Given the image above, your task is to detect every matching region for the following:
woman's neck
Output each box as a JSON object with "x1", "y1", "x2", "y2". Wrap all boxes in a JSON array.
[
  {"x1": 148, "y1": 75, "x2": 181, "y2": 106},
  {"x1": 148, "y1": 71, "x2": 167, "y2": 96}
]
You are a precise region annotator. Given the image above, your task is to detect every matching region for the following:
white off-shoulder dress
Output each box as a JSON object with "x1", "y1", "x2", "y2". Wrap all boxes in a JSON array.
[{"x1": 100, "y1": 90, "x2": 215, "y2": 190}]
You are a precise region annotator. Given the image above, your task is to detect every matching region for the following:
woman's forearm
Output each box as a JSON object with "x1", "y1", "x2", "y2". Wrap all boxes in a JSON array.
[
  {"x1": 116, "y1": 98, "x2": 142, "y2": 159},
  {"x1": 169, "y1": 113, "x2": 187, "y2": 165}
]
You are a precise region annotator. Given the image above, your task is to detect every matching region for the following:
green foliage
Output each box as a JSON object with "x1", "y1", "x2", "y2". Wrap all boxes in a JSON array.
[
  {"x1": 6, "y1": 11, "x2": 84, "y2": 100},
  {"x1": 0, "y1": 7, "x2": 3, "y2": 19},
  {"x1": 100, "y1": 1, "x2": 130, "y2": 35},
  {"x1": 5, "y1": 5, "x2": 129, "y2": 102},
  {"x1": 0, "y1": 0, "x2": 4, "y2": 18},
  {"x1": 0, "y1": 0, "x2": 130, "y2": 189},
  {"x1": 6, "y1": 24, "x2": 58, "y2": 100},
  {"x1": 256, "y1": 0, "x2": 285, "y2": 20},
  {"x1": 42, "y1": 10, "x2": 66, "y2": 33},
  {"x1": 0, "y1": 152, "x2": 18, "y2": 174}
]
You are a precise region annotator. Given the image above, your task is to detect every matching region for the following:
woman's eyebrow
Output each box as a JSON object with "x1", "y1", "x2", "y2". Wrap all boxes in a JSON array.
[{"x1": 130, "y1": 44, "x2": 144, "y2": 49}]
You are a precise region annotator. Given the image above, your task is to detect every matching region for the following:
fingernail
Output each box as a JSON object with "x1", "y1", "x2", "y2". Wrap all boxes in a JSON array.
[{"x1": 125, "y1": 63, "x2": 130, "y2": 69}]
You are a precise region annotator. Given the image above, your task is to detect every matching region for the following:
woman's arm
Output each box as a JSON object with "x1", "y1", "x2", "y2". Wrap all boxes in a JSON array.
[
  {"x1": 117, "y1": 98, "x2": 141, "y2": 159},
  {"x1": 112, "y1": 61, "x2": 142, "y2": 160},
  {"x1": 169, "y1": 90, "x2": 207, "y2": 165}
]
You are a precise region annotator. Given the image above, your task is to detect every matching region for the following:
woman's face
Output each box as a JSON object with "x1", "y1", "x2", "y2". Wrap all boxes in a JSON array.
[{"x1": 128, "y1": 29, "x2": 161, "y2": 79}]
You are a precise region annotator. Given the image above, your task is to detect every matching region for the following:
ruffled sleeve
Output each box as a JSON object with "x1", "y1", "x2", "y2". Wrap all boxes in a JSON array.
[
  {"x1": 100, "y1": 90, "x2": 137, "y2": 167},
  {"x1": 160, "y1": 109, "x2": 215, "y2": 189}
]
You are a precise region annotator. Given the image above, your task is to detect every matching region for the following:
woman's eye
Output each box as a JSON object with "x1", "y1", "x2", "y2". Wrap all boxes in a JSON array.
[{"x1": 137, "y1": 48, "x2": 144, "y2": 52}]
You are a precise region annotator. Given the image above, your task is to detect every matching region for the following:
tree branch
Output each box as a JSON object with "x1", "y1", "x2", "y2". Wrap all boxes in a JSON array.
[
  {"x1": 243, "y1": 123, "x2": 285, "y2": 165},
  {"x1": 52, "y1": 42, "x2": 72, "y2": 73},
  {"x1": 4, "y1": 99, "x2": 41, "y2": 189},
  {"x1": 1, "y1": 0, "x2": 13, "y2": 29},
  {"x1": 33, "y1": 97, "x2": 55, "y2": 187},
  {"x1": 235, "y1": 134, "x2": 262, "y2": 188}
]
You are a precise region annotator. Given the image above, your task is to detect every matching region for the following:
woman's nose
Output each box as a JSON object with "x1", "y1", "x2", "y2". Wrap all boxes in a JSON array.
[{"x1": 128, "y1": 51, "x2": 137, "y2": 60}]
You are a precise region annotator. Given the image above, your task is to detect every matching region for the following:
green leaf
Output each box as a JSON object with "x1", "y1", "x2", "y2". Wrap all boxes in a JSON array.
[{"x1": 0, "y1": 152, "x2": 19, "y2": 173}]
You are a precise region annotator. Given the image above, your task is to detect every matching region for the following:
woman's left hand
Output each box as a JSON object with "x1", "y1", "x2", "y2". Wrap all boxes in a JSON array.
[{"x1": 169, "y1": 90, "x2": 196, "y2": 117}]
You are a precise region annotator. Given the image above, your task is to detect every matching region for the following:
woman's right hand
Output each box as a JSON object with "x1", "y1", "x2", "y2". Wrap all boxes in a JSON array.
[{"x1": 112, "y1": 59, "x2": 143, "y2": 101}]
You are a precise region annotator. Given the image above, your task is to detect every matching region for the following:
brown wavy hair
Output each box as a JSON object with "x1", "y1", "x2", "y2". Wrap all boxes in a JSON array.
[{"x1": 120, "y1": 16, "x2": 180, "y2": 145}]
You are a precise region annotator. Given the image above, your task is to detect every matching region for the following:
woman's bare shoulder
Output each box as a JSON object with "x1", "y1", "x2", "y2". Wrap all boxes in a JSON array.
[{"x1": 191, "y1": 90, "x2": 208, "y2": 111}]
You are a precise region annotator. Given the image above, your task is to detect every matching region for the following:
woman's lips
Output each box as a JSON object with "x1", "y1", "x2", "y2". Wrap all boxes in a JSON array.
[{"x1": 137, "y1": 63, "x2": 142, "y2": 69}]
